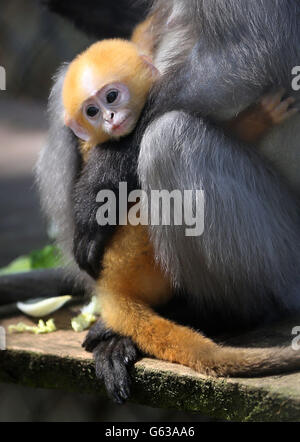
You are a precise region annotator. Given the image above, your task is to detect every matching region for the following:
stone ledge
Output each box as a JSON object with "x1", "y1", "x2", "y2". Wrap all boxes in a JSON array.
[{"x1": 1, "y1": 311, "x2": 300, "y2": 421}]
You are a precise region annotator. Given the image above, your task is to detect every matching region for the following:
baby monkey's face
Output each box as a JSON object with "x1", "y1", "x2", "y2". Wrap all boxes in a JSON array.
[
  {"x1": 63, "y1": 39, "x2": 159, "y2": 146},
  {"x1": 64, "y1": 81, "x2": 141, "y2": 144},
  {"x1": 81, "y1": 81, "x2": 138, "y2": 140}
]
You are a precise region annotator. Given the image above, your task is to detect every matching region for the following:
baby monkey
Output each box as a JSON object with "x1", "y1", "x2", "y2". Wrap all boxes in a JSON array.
[
  {"x1": 63, "y1": 33, "x2": 298, "y2": 381},
  {"x1": 63, "y1": 39, "x2": 158, "y2": 161}
]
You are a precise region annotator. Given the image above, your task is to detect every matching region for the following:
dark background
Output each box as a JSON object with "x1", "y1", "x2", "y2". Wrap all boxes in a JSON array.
[{"x1": 0, "y1": 0, "x2": 212, "y2": 422}]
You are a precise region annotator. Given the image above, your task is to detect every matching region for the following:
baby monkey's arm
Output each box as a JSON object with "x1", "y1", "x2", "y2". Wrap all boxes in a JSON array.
[{"x1": 227, "y1": 89, "x2": 298, "y2": 144}]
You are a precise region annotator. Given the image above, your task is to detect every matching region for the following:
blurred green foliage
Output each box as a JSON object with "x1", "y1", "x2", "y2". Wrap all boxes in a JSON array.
[{"x1": 0, "y1": 245, "x2": 62, "y2": 275}]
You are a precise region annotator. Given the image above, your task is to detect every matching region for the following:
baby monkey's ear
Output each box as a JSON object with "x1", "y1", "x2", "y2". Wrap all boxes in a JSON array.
[
  {"x1": 64, "y1": 112, "x2": 91, "y2": 142},
  {"x1": 140, "y1": 55, "x2": 160, "y2": 80}
]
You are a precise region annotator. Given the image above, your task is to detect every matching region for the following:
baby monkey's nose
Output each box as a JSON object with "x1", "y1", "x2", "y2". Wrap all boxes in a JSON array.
[{"x1": 104, "y1": 111, "x2": 115, "y2": 122}]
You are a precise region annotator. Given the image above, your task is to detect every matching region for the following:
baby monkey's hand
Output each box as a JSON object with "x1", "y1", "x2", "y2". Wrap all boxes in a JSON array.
[
  {"x1": 228, "y1": 89, "x2": 298, "y2": 144},
  {"x1": 259, "y1": 89, "x2": 297, "y2": 125}
]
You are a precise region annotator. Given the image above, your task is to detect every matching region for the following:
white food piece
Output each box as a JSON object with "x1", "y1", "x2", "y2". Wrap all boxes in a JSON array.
[
  {"x1": 81, "y1": 296, "x2": 101, "y2": 315},
  {"x1": 17, "y1": 295, "x2": 72, "y2": 317},
  {"x1": 71, "y1": 296, "x2": 101, "y2": 332}
]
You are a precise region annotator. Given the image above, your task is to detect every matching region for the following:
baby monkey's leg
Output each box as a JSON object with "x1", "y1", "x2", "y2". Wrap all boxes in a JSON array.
[
  {"x1": 227, "y1": 89, "x2": 298, "y2": 144},
  {"x1": 93, "y1": 225, "x2": 296, "y2": 378},
  {"x1": 95, "y1": 224, "x2": 219, "y2": 374}
]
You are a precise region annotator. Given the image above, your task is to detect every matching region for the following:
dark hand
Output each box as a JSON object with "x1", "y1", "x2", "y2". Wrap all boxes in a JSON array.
[
  {"x1": 83, "y1": 319, "x2": 140, "y2": 404},
  {"x1": 73, "y1": 226, "x2": 116, "y2": 280}
]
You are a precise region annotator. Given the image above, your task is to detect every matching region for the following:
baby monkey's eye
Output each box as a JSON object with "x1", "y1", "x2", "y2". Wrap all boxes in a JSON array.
[
  {"x1": 86, "y1": 105, "x2": 99, "y2": 118},
  {"x1": 106, "y1": 90, "x2": 119, "y2": 104}
]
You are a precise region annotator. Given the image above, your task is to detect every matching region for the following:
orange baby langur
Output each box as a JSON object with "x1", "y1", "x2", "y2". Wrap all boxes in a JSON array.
[{"x1": 62, "y1": 39, "x2": 159, "y2": 159}]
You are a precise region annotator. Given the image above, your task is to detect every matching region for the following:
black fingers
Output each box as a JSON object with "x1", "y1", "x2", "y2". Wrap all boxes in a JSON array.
[
  {"x1": 83, "y1": 319, "x2": 140, "y2": 404},
  {"x1": 82, "y1": 318, "x2": 116, "y2": 352},
  {"x1": 73, "y1": 233, "x2": 102, "y2": 280},
  {"x1": 73, "y1": 227, "x2": 116, "y2": 279},
  {"x1": 93, "y1": 336, "x2": 138, "y2": 404}
]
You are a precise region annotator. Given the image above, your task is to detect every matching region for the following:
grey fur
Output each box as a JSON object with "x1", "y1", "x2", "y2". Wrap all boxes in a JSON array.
[
  {"x1": 138, "y1": 0, "x2": 300, "y2": 327},
  {"x1": 35, "y1": 65, "x2": 94, "y2": 291},
  {"x1": 140, "y1": 111, "x2": 300, "y2": 325}
]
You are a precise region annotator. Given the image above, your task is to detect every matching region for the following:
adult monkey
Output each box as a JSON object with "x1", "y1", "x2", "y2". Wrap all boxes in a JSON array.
[
  {"x1": 69, "y1": 0, "x2": 300, "y2": 394},
  {"x1": 7, "y1": 0, "x2": 300, "y2": 402},
  {"x1": 70, "y1": 0, "x2": 300, "y2": 391}
]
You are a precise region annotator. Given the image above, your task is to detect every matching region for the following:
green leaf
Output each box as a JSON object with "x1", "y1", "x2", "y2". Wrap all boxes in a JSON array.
[
  {"x1": 0, "y1": 245, "x2": 63, "y2": 275},
  {"x1": 30, "y1": 245, "x2": 62, "y2": 269}
]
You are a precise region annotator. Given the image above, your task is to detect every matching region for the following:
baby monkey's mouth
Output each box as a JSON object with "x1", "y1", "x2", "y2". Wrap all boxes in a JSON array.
[{"x1": 110, "y1": 115, "x2": 135, "y2": 137}]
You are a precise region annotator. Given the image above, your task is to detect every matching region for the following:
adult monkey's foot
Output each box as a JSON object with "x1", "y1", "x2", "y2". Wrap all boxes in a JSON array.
[{"x1": 83, "y1": 318, "x2": 140, "y2": 404}]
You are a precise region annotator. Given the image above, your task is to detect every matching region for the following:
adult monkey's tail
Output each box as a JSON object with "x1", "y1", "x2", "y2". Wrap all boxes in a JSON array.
[{"x1": 198, "y1": 345, "x2": 300, "y2": 378}]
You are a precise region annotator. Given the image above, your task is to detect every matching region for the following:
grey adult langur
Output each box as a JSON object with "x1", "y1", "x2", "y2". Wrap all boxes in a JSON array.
[{"x1": 2, "y1": 0, "x2": 300, "y2": 403}]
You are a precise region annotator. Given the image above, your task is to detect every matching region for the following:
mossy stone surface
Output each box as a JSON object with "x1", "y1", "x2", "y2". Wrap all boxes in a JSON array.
[{"x1": 1, "y1": 310, "x2": 300, "y2": 421}]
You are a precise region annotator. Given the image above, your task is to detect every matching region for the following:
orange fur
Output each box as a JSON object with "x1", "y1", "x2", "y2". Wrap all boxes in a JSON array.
[
  {"x1": 227, "y1": 103, "x2": 277, "y2": 143},
  {"x1": 79, "y1": 139, "x2": 95, "y2": 163},
  {"x1": 63, "y1": 39, "x2": 155, "y2": 154},
  {"x1": 227, "y1": 92, "x2": 297, "y2": 143},
  {"x1": 131, "y1": 16, "x2": 155, "y2": 56}
]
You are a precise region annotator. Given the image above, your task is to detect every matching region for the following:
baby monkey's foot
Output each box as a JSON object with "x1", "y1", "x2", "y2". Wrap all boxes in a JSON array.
[
  {"x1": 259, "y1": 89, "x2": 298, "y2": 125},
  {"x1": 226, "y1": 89, "x2": 298, "y2": 144}
]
